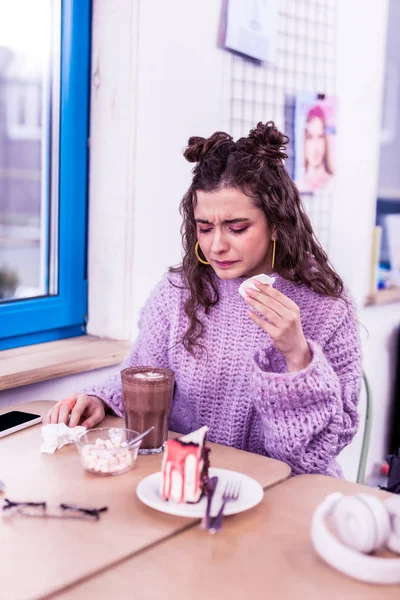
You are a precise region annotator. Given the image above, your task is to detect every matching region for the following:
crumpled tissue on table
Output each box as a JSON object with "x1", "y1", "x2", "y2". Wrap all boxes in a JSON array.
[{"x1": 40, "y1": 423, "x2": 86, "y2": 454}]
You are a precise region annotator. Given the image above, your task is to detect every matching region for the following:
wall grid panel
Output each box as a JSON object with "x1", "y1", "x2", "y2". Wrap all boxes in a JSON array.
[{"x1": 227, "y1": 0, "x2": 337, "y2": 249}]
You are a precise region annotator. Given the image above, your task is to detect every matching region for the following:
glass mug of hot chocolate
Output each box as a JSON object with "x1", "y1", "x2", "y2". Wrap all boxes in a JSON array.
[{"x1": 121, "y1": 367, "x2": 175, "y2": 454}]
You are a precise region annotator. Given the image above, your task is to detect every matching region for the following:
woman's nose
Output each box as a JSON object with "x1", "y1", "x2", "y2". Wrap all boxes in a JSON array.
[{"x1": 211, "y1": 232, "x2": 229, "y2": 254}]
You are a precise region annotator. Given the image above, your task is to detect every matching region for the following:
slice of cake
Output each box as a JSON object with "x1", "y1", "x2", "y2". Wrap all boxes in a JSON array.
[{"x1": 161, "y1": 426, "x2": 210, "y2": 503}]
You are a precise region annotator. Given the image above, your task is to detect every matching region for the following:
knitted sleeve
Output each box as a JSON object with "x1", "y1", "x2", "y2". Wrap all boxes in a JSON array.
[
  {"x1": 251, "y1": 298, "x2": 362, "y2": 475},
  {"x1": 81, "y1": 275, "x2": 174, "y2": 417}
]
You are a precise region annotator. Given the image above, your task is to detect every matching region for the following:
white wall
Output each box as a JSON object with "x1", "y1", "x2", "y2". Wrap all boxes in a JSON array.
[
  {"x1": 4, "y1": 0, "x2": 397, "y2": 482},
  {"x1": 87, "y1": 0, "x2": 230, "y2": 340},
  {"x1": 130, "y1": 0, "x2": 230, "y2": 324},
  {"x1": 331, "y1": 0, "x2": 388, "y2": 304},
  {"x1": 86, "y1": 0, "x2": 139, "y2": 340},
  {"x1": 378, "y1": 0, "x2": 400, "y2": 196},
  {"x1": 331, "y1": 0, "x2": 396, "y2": 480}
]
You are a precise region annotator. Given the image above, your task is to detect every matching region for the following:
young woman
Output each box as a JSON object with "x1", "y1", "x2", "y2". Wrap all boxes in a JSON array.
[{"x1": 47, "y1": 121, "x2": 361, "y2": 476}]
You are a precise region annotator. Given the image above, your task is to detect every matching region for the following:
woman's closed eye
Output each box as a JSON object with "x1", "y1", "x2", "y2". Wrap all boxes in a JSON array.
[
  {"x1": 197, "y1": 227, "x2": 249, "y2": 235},
  {"x1": 230, "y1": 226, "x2": 249, "y2": 235}
]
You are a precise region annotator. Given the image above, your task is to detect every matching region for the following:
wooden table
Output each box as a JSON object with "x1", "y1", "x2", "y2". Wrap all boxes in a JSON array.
[
  {"x1": 54, "y1": 475, "x2": 400, "y2": 600},
  {"x1": 0, "y1": 401, "x2": 291, "y2": 600}
]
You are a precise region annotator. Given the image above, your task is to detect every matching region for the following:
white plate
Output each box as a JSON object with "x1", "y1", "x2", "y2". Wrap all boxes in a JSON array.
[{"x1": 136, "y1": 467, "x2": 264, "y2": 518}]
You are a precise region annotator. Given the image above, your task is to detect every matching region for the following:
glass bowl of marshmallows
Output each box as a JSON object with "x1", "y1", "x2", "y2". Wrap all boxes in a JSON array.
[{"x1": 75, "y1": 427, "x2": 142, "y2": 476}]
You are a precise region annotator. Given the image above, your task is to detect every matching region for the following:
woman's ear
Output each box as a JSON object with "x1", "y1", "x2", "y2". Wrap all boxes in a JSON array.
[{"x1": 271, "y1": 228, "x2": 278, "y2": 242}]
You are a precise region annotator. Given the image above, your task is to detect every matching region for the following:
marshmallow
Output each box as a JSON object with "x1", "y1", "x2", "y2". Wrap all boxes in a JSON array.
[
  {"x1": 80, "y1": 438, "x2": 133, "y2": 474},
  {"x1": 238, "y1": 273, "x2": 275, "y2": 298},
  {"x1": 40, "y1": 423, "x2": 87, "y2": 454}
]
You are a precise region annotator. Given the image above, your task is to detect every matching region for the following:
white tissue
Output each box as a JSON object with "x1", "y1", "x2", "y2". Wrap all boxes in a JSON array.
[
  {"x1": 238, "y1": 273, "x2": 275, "y2": 298},
  {"x1": 40, "y1": 423, "x2": 86, "y2": 454}
]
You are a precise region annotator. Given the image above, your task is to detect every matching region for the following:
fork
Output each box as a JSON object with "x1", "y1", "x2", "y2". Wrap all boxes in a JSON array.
[
  {"x1": 209, "y1": 480, "x2": 241, "y2": 533},
  {"x1": 200, "y1": 476, "x2": 218, "y2": 530}
]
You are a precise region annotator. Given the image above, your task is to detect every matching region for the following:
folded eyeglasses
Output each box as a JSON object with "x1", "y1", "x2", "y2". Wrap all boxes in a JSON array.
[{"x1": 2, "y1": 499, "x2": 108, "y2": 521}]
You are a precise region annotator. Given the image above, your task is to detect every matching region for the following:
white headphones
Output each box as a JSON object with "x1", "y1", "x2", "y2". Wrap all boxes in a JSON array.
[{"x1": 311, "y1": 492, "x2": 400, "y2": 584}]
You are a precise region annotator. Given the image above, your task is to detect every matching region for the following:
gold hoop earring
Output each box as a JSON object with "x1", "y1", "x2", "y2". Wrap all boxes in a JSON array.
[
  {"x1": 195, "y1": 241, "x2": 209, "y2": 265},
  {"x1": 271, "y1": 239, "x2": 276, "y2": 270}
]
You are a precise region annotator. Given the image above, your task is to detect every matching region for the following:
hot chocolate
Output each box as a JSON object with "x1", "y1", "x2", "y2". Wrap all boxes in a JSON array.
[{"x1": 121, "y1": 367, "x2": 175, "y2": 454}]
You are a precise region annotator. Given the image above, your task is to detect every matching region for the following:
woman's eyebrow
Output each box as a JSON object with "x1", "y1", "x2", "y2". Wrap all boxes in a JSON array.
[{"x1": 195, "y1": 218, "x2": 250, "y2": 224}]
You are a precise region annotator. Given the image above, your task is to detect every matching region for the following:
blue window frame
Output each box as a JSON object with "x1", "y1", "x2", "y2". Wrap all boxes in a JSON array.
[{"x1": 0, "y1": 0, "x2": 91, "y2": 351}]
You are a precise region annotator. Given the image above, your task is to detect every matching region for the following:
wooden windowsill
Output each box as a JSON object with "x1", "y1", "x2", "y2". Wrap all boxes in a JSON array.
[
  {"x1": 0, "y1": 335, "x2": 131, "y2": 391},
  {"x1": 365, "y1": 286, "x2": 400, "y2": 307}
]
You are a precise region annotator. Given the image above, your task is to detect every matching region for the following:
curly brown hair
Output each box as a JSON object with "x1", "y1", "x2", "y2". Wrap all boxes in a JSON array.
[{"x1": 170, "y1": 121, "x2": 343, "y2": 355}]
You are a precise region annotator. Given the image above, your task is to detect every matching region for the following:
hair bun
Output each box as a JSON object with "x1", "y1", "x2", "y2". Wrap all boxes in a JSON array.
[
  {"x1": 184, "y1": 131, "x2": 234, "y2": 163},
  {"x1": 245, "y1": 121, "x2": 289, "y2": 164}
]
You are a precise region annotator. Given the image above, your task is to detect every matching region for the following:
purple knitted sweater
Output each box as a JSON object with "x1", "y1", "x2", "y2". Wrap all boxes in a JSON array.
[{"x1": 84, "y1": 272, "x2": 362, "y2": 477}]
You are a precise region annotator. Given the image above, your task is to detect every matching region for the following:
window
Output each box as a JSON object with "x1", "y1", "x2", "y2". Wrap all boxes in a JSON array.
[{"x1": 0, "y1": 0, "x2": 90, "y2": 350}]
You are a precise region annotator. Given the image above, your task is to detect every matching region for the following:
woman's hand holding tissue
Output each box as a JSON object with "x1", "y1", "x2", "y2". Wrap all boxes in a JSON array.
[
  {"x1": 46, "y1": 394, "x2": 106, "y2": 429},
  {"x1": 244, "y1": 279, "x2": 311, "y2": 372}
]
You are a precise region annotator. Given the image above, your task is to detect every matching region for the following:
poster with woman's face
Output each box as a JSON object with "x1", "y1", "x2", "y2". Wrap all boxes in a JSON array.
[{"x1": 294, "y1": 92, "x2": 337, "y2": 194}]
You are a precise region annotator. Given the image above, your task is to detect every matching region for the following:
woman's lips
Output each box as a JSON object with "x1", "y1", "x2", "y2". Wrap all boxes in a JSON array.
[{"x1": 214, "y1": 260, "x2": 238, "y2": 269}]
